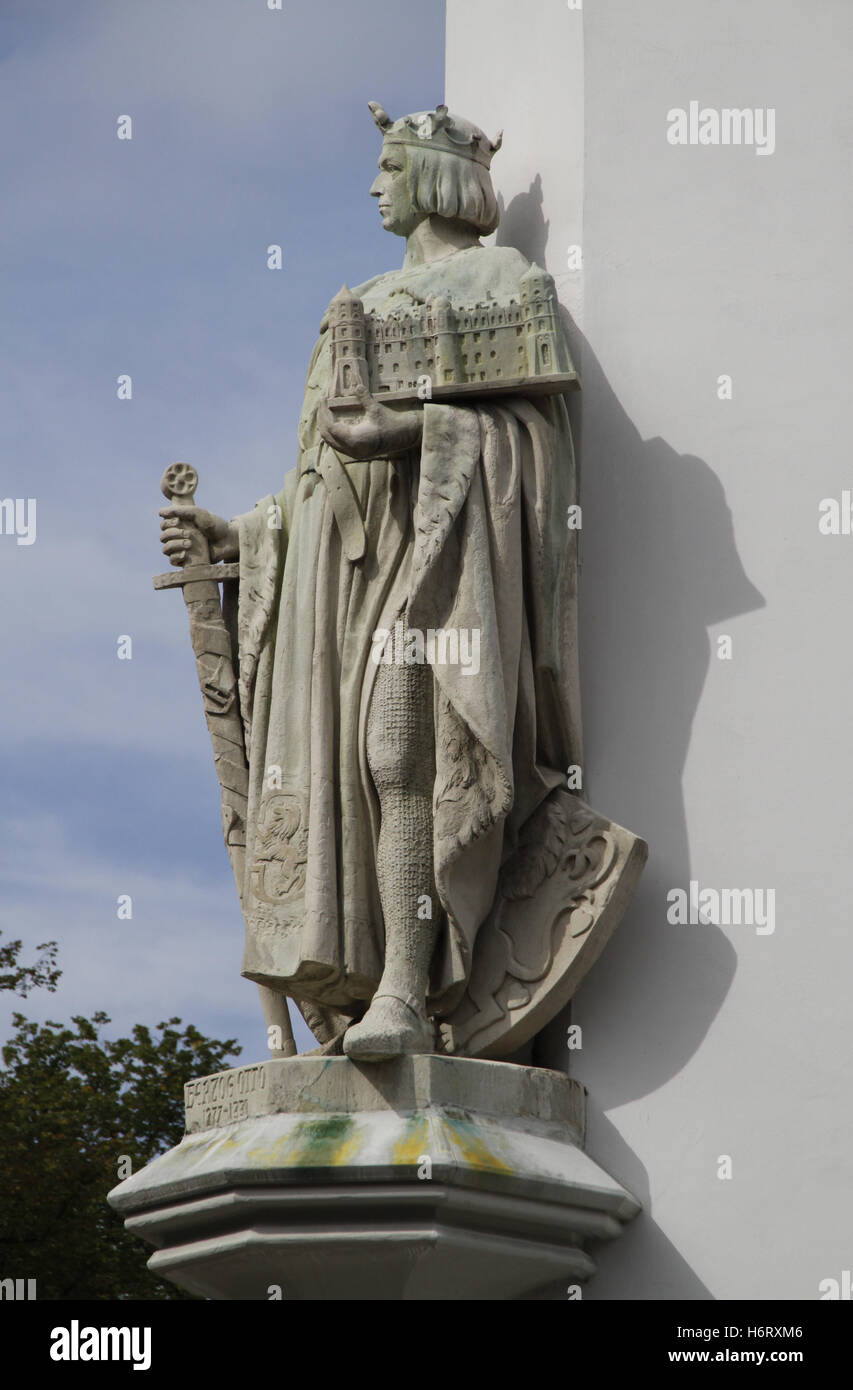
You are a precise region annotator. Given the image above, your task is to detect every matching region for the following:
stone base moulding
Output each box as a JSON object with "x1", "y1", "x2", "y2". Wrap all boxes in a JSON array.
[{"x1": 108, "y1": 1055, "x2": 639, "y2": 1300}]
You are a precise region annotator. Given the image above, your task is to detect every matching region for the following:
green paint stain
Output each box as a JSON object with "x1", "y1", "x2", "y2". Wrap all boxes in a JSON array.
[{"x1": 283, "y1": 1114, "x2": 362, "y2": 1167}]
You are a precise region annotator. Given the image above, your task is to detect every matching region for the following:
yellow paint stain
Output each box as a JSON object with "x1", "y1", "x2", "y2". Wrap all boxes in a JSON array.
[
  {"x1": 444, "y1": 1118, "x2": 514, "y2": 1175},
  {"x1": 392, "y1": 1116, "x2": 429, "y2": 1166},
  {"x1": 327, "y1": 1132, "x2": 363, "y2": 1167}
]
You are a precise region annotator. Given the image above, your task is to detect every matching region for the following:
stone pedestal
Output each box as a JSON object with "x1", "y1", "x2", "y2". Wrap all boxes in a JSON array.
[{"x1": 108, "y1": 1056, "x2": 639, "y2": 1300}]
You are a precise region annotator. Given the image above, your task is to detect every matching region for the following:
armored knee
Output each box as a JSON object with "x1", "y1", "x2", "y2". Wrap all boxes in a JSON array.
[{"x1": 366, "y1": 659, "x2": 435, "y2": 795}]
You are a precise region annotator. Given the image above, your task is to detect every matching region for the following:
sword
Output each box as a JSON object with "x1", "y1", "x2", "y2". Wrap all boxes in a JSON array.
[{"x1": 154, "y1": 461, "x2": 297, "y2": 1058}]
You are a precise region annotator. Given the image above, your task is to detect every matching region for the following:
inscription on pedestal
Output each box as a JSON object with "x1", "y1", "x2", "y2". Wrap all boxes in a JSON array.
[{"x1": 185, "y1": 1063, "x2": 267, "y2": 1134}]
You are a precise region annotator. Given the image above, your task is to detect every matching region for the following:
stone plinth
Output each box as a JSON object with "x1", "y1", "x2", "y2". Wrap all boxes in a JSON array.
[{"x1": 108, "y1": 1056, "x2": 639, "y2": 1300}]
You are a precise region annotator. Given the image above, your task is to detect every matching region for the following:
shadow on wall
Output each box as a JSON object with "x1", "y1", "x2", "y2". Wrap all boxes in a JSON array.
[
  {"x1": 498, "y1": 177, "x2": 765, "y2": 1299},
  {"x1": 497, "y1": 176, "x2": 550, "y2": 270}
]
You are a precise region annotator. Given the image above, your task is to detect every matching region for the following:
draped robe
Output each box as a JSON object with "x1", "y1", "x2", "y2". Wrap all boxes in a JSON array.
[{"x1": 229, "y1": 244, "x2": 581, "y2": 1023}]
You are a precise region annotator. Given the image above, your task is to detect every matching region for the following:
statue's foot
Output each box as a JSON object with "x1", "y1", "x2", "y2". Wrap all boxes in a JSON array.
[{"x1": 343, "y1": 992, "x2": 433, "y2": 1062}]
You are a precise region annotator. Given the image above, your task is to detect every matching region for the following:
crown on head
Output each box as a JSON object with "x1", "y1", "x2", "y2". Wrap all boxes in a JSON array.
[{"x1": 368, "y1": 101, "x2": 502, "y2": 169}]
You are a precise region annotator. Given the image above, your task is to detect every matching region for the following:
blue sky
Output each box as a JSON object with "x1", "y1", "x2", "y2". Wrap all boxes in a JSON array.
[{"x1": 0, "y1": 0, "x2": 445, "y2": 1060}]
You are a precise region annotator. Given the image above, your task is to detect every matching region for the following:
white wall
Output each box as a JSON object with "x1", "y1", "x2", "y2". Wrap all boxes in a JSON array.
[{"x1": 447, "y1": 0, "x2": 853, "y2": 1300}]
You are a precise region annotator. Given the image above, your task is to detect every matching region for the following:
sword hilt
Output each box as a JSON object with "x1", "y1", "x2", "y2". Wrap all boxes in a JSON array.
[
  {"x1": 154, "y1": 462, "x2": 238, "y2": 589},
  {"x1": 160, "y1": 461, "x2": 209, "y2": 564}
]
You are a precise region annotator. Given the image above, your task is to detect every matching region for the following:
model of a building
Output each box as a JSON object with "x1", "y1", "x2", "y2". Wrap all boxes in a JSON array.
[{"x1": 327, "y1": 263, "x2": 576, "y2": 405}]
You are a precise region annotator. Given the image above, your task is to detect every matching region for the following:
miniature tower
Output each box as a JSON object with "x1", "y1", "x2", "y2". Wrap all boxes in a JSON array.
[
  {"x1": 328, "y1": 285, "x2": 370, "y2": 403},
  {"x1": 429, "y1": 294, "x2": 460, "y2": 385},
  {"x1": 520, "y1": 264, "x2": 560, "y2": 376}
]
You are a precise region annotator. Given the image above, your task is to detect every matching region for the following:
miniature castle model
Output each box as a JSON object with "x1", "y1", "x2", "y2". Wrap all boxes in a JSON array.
[{"x1": 328, "y1": 264, "x2": 577, "y2": 405}]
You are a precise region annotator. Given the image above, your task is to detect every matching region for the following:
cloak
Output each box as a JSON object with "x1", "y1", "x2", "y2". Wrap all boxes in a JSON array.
[{"x1": 228, "y1": 244, "x2": 581, "y2": 1021}]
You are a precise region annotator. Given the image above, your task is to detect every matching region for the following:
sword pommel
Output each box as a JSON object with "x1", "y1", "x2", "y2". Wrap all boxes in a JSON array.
[{"x1": 160, "y1": 461, "x2": 199, "y2": 506}]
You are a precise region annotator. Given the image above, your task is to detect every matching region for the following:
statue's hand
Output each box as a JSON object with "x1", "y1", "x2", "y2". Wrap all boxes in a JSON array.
[
  {"x1": 318, "y1": 385, "x2": 422, "y2": 461},
  {"x1": 159, "y1": 505, "x2": 239, "y2": 566}
]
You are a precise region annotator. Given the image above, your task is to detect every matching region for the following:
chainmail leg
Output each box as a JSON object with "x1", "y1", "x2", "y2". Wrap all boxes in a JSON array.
[{"x1": 365, "y1": 635, "x2": 437, "y2": 1003}]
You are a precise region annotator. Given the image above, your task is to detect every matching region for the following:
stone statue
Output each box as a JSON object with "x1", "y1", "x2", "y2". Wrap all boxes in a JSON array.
[{"x1": 156, "y1": 101, "x2": 646, "y2": 1065}]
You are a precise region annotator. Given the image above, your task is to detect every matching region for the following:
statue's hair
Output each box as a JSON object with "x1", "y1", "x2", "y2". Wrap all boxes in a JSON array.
[{"x1": 403, "y1": 143, "x2": 500, "y2": 236}]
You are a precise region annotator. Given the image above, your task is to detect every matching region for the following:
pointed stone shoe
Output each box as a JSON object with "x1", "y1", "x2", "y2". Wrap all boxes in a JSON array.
[{"x1": 343, "y1": 992, "x2": 434, "y2": 1062}]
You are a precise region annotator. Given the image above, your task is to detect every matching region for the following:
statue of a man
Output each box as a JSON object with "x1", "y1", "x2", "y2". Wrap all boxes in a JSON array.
[{"x1": 159, "y1": 102, "x2": 588, "y2": 1062}]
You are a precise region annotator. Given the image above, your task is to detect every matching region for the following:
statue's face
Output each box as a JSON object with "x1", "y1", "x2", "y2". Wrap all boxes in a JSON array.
[{"x1": 369, "y1": 144, "x2": 423, "y2": 238}]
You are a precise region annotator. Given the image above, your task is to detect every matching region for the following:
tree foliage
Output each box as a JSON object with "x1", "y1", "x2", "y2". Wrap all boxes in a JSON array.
[
  {"x1": 0, "y1": 935, "x2": 60, "y2": 997},
  {"x1": 0, "y1": 933, "x2": 239, "y2": 1299}
]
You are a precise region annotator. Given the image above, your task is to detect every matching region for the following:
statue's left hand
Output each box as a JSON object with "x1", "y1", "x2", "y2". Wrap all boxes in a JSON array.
[{"x1": 317, "y1": 385, "x2": 422, "y2": 461}]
